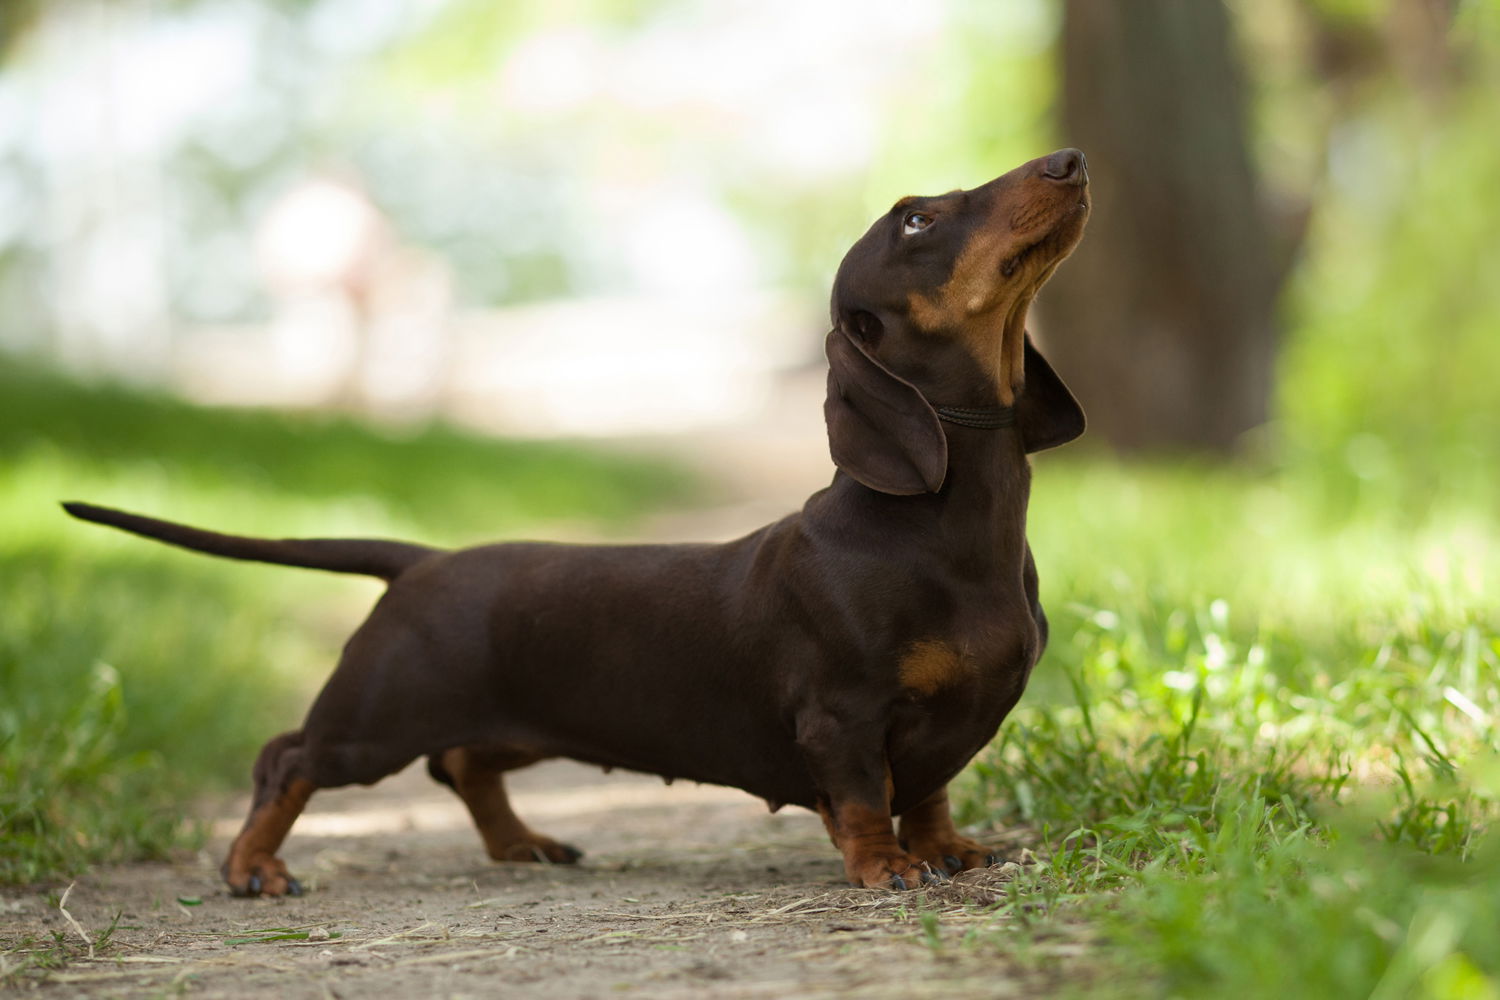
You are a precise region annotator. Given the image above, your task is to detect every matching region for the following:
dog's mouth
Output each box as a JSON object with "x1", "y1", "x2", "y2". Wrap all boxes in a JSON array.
[{"x1": 999, "y1": 199, "x2": 1089, "y2": 278}]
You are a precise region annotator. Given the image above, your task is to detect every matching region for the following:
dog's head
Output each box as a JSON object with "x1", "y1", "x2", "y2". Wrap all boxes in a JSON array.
[{"x1": 825, "y1": 149, "x2": 1090, "y2": 495}]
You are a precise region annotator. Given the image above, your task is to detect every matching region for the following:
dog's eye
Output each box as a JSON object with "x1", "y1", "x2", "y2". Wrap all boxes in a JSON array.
[{"x1": 902, "y1": 212, "x2": 934, "y2": 236}]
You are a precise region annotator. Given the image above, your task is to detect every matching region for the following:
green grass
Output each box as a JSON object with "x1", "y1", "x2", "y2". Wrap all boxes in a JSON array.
[
  {"x1": 938, "y1": 452, "x2": 1499, "y2": 997},
  {"x1": 0, "y1": 365, "x2": 696, "y2": 885}
]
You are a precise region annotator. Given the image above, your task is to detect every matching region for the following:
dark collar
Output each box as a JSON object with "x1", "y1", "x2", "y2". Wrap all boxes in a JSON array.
[{"x1": 934, "y1": 405, "x2": 1015, "y2": 429}]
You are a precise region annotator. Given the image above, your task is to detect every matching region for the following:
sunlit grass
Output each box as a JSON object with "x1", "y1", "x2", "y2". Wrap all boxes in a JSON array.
[{"x1": 944, "y1": 451, "x2": 1500, "y2": 998}]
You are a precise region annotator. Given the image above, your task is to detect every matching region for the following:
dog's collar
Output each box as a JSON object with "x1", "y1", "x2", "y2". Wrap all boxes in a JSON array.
[{"x1": 934, "y1": 405, "x2": 1016, "y2": 429}]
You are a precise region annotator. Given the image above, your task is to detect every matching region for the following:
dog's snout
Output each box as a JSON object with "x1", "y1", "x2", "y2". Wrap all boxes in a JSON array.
[{"x1": 1041, "y1": 148, "x2": 1087, "y2": 185}]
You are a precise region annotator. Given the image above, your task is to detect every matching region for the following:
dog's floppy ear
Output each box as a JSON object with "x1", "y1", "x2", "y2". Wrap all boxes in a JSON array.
[
  {"x1": 824, "y1": 326, "x2": 947, "y2": 494},
  {"x1": 1017, "y1": 333, "x2": 1086, "y2": 453}
]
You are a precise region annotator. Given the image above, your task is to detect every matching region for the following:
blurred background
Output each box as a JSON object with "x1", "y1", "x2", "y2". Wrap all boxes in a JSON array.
[
  {"x1": 3, "y1": 1, "x2": 1500, "y2": 990},
  {"x1": 1, "y1": 0, "x2": 1496, "y2": 473}
]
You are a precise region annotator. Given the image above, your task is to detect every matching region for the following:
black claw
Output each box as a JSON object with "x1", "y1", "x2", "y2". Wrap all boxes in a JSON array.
[
  {"x1": 247, "y1": 875, "x2": 262, "y2": 896},
  {"x1": 285, "y1": 878, "x2": 304, "y2": 897},
  {"x1": 560, "y1": 845, "x2": 584, "y2": 864},
  {"x1": 943, "y1": 855, "x2": 963, "y2": 873},
  {"x1": 985, "y1": 853, "x2": 1000, "y2": 867},
  {"x1": 921, "y1": 868, "x2": 948, "y2": 886},
  {"x1": 888, "y1": 873, "x2": 909, "y2": 890}
]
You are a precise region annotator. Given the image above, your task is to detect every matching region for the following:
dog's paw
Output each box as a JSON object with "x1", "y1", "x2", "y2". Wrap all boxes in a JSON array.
[
  {"x1": 222, "y1": 853, "x2": 303, "y2": 898},
  {"x1": 846, "y1": 851, "x2": 944, "y2": 890},
  {"x1": 488, "y1": 837, "x2": 584, "y2": 865},
  {"x1": 905, "y1": 835, "x2": 999, "y2": 875}
]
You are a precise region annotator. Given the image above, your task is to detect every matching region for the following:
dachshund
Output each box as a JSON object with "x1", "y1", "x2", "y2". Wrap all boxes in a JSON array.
[{"x1": 64, "y1": 147, "x2": 1090, "y2": 894}]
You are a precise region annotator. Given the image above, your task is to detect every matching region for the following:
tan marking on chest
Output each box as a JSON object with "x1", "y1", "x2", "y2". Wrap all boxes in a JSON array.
[{"x1": 898, "y1": 640, "x2": 976, "y2": 696}]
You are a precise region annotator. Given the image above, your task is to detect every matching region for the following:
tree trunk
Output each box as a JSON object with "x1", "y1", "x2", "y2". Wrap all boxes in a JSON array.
[{"x1": 1038, "y1": 0, "x2": 1285, "y2": 454}]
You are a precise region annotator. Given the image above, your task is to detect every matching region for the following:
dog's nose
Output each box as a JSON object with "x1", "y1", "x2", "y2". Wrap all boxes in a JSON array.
[{"x1": 1041, "y1": 148, "x2": 1087, "y2": 185}]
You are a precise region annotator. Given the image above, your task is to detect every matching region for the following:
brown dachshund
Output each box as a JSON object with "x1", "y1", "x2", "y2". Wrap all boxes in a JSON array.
[{"x1": 64, "y1": 148, "x2": 1090, "y2": 895}]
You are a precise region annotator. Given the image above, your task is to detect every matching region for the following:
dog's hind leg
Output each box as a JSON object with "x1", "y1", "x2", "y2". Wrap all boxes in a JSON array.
[
  {"x1": 223, "y1": 725, "x2": 428, "y2": 897},
  {"x1": 221, "y1": 730, "x2": 317, "y2": 897},
  {"x1": 427, "y1": 748, "x2": 583, "y2": 864}
]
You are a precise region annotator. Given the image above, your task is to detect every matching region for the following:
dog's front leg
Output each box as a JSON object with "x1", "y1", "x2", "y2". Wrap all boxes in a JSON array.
[
  {"x1": 898, "y1": 785, "x2": 1001, "y2": 874},
  {"x1": 796, "y1": 709, "x2": 942, "y2": 889}
]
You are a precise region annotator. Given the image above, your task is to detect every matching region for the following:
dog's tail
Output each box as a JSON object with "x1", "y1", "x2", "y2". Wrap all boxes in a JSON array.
[{"x1": 62, "y1": 502, "x2": 439, "y2": 581}]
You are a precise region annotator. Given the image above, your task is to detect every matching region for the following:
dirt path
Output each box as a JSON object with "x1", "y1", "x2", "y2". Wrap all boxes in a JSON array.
[{"x1": 2, "y1": 761, "x2": 1066, "y2": 998}]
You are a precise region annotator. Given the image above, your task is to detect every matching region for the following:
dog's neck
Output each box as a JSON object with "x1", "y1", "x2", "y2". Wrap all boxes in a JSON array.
[
  {"x1": 932, "y1": 420, "x2": 1033, "y2": 566},
  {"x1": 934, "y1": 403, "x2": 1015, "y2": 430},
  {"x1": 819, "y1": 415, "x2": 1031, "y2": 569},
  {"x1": 935, "y1": 418, "x2": 1031, "y2": 498}
]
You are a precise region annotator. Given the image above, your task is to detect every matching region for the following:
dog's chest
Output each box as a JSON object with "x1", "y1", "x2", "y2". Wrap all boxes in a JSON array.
[
  {"x1": 885, "y1": 608, "x2": 1041, "y2": 804},
  {"x1": 895, "y1": 588, "x2": 1039, "y2": 694}
]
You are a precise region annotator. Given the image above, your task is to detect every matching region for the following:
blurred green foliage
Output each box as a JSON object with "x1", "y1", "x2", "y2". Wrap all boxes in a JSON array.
[
  {"x1": 1278, "y1": 77, "x2": 1500, "y2": 518},
  {"x1": 0, "y1": 368, "x2": 697, "y2": 544}
]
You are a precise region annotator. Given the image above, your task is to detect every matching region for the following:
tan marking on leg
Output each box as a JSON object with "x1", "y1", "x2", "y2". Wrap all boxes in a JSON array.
[
  {"x1": 223, "y1": 778, "x2": 315, "y2": 897},
  {"x1": 816, "y1": 767, "x2": 933, "y2": 888},
  {"x1": 899, "y1": 786, "x2": 995, "y2": 874},
  {"x1": 898, "y1": 640, "x2": 975, "y2": 697},
  {"x1": 441, "y1": 748, "x2": 580, "y2": 864},
  {"x1": 818, "y1": 798, "x2": 934, "y2": 889}
]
